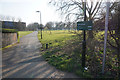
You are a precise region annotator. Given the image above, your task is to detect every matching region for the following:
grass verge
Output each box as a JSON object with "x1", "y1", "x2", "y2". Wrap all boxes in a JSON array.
[{"x1": 38, "y1": 30, "x2": 92, "y2": 78}]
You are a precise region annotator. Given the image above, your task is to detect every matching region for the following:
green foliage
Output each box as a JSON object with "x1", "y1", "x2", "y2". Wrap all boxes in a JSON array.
[
  {"x1": 38, "y1": 30, "x2": 118, "y2": 78},
  {"x1": 75, "y1": 69, "x2": 83, "y2": 76},
  {"x1": 94, "y1": 31, "x2": 104, "y2": 42},
  {"x1": 38, "y1": 30, "x2": 92, "y2": 77},
  {"x1": 2, "y1": 28, "x2": 18, "y2": 33},
  {"x1": 47, "y1": 54, "x2": 75, "y2": 72}
]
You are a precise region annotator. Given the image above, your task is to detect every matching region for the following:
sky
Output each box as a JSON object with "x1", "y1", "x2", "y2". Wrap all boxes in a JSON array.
[
  {"x1": 0, "y1": 0, "x2": 118, "y2": 26},
  {"x1": 0, "y1": 0, "x2": 62, "y2": 25}
]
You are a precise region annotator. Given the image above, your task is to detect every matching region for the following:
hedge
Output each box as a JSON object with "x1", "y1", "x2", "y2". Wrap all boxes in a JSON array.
[{"x1": 1, "y1": 28, "x2": 18, "y2": 33}]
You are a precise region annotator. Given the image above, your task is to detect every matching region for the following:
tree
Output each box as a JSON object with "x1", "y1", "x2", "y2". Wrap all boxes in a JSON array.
[
  {"x1": 45, "y1": 22, "x2": 54, "y2": 34},
  {"x1": 54, "y1": 22, "x2": 60, "y2": 30},
  {"x1": 49, "y1": 0, "x2": 103, "y2": 52},
  {"x1": 54, "y1": 21, "x2": 65, "y2": 30},
  {"x1": 45, "y1": 22, "x2": 54, "y2": 29},
  {"x1": 65, "y1": 22, "x2": 71, "y2": 31},
  {"x1": 107, "y1": 2, "x2": 120, "y2": 78},
  {"x1": 17, "y1": 18, "x2": 26, "y2": 31},
  {"x1": 49, "y1": 0, "x2": 104, "y2": 21},
  {"x1": 27, "y1": 23, "x2": 40, "y2": 31},
  {"x1": 94, "y1": 2, "x2": 120, "y2": 77},
  {"x1": 49, "y1": 0, "x2": 119, "y2": 74},
  {"x1": 12, "y1": 17, "x2": 15, "y2": 22},
  {"x1": 0, "y1": 15, "x2": 5, "y2": 21}
]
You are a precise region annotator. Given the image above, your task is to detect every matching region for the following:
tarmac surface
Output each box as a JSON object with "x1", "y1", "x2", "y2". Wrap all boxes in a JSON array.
[{"x1": 2, "y1": 31, "x2": 79, "y2": 78}]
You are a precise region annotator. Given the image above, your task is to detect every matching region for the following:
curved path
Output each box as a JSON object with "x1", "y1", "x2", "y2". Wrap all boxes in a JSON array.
[{"x1": 2, "y1": 31, "x2": 79, "y2": 78}]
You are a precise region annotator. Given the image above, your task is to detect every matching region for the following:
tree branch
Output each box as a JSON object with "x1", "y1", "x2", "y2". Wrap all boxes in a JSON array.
[
  {"x1": 107, "y1": 39, "x2": 117, "y2": 49},
  {"x1": 92, "y1": 1, "x2": 102, "y2": 19}
]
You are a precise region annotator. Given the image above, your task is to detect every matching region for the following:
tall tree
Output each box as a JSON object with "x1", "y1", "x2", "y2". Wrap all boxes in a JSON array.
[
  {"x1": 49, "y1": 0, "x2": 118, "y2": 73},
  {"x1": 45, "y1": 22, "x2": 54, "y2": 34},
  {"x1": 12, "y1": 17, "x2": 15, "y2": 22},
  {"x1": 49, "y1": 0, "x2": 103, "y2": 50},
  {"x1": 49, "y1": 0, "x2": 103, "y2": 71},
  {"x1": 27, "y1": 22, "x2": 40, "y2": 31},
  {"x1": 92, "y1": 2, "x2": 119, "y2": 77},
  {"x1": 107, "y1": 2, "x2": 120, "y2": 78},
  {"x1": 0, "y1": 15, "x2": 5, "y2": 21}
]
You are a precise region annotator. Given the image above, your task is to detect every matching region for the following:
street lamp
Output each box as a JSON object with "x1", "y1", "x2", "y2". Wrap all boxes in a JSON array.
[{"x1": 36, "y1": 11, "x2": 42, "y2": 39}]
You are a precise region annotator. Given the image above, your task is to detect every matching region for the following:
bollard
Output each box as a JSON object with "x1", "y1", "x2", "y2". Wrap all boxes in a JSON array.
[{"x1": 46, "y1": 43, "x2": 48, "y2": 49}]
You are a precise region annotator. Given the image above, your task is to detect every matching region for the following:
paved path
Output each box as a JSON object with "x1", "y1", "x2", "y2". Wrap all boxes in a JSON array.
[{"x1": 2, "y1": 31, "x2": 79, "y2": 78}]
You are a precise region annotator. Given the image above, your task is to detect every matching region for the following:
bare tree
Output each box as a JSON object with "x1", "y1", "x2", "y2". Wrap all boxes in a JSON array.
[
  {"x1": 17, "y1": 18, "x2": 22, "y2": 22},
  {"x1": 88, "y1": 1, "x2": 119, "y2": 77},
  {"x1": 107, "y1": 2, "x2": 120, "y2": 78},
  {"x1": 12, "y1": 17, "x2": 15, "y2": 22},
  {"x1": 45, "y1": 22, "x2": 54, "y2": 34},
  {"x1": 0, "y1": 15, "x2": 5, "y2": 21},
  {"x1": 49, "y1": 1, "x2": 104, "y2": 70},
  {"x1": 49, "y1": 0, "x2": 104, "y2": 21},
  {"x1": 0, "y1": 15, "x2": 16, "y2": 21},
  {"x1": 49, "y1": 0, "x2": 119, "y2": 51},
  {"x1": 49, "y1": 0, "x2": 119, "y2": 74},
  {"x1": 6, "y1": 16, "x2": 11, "y2": 21},
  {"x1": 49, "y1": 0, "x2": 103, "y2": 50}
]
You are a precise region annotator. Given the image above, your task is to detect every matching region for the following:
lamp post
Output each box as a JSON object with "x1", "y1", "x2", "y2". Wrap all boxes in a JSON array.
[
  {"x1": 36, "y1": 11, "x2": 42, "y2": 39},
  {"x1": 102, "y1": 1, "x2": 110, "y2": 74}
]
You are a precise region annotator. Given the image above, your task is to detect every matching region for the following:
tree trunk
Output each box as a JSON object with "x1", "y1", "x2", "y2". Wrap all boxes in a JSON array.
[
  {"x1": 87, "y1": 30, "x2": 96, "y2": 73},
  {"x1": 86, "y1": 17, "x2": 95, "y2": 73},
  {"x1": 87, "y1": 31, "x2": 95, "y2": 52},
  {"x1": 50, "y1": 30, "x2": 52, "y2": 35},
  {"x1": 87, "y1": 16, "x2": 94, "y2": 52}
]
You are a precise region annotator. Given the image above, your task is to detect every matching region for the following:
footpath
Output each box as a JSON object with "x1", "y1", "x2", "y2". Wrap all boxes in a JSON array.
[{"x1": 2, "y1": 31, "x2": 79, "y2": 78}]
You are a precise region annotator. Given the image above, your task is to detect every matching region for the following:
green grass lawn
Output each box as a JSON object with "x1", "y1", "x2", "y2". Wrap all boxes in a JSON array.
[
  {"x1": 37, "y1": 30, "x2": 118, "y2": 78},
  {"x1": 18, "y1": 31, "x2": 33, "y2": 42},
  {"x1": 18, "y1": 31, "x2": 33, "y2": 38},
  {"x1": 38, "y1": 30, "x2": 76, "y2": 47},
  {"x1": 37, "y1": 30, "x2": 91, "y2": 77}
]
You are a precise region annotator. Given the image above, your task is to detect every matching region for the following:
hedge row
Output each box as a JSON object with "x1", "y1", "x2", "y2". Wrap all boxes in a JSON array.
[{"x1": 1, "y1": 28, "x2": 18, "y2": 33}]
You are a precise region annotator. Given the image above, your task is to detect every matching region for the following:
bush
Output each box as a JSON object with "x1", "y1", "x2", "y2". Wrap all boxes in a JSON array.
[{"x1": 2, "y1": 28, "x2": 18, "y2": 33}]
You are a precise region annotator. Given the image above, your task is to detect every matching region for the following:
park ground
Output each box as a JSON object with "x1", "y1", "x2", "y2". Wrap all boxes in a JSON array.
[
  {"x1": 38, "y1": 30, "x2": 119, "y2": 78},
  {"x1": 2, "y1": 30, "x2": 119, "y2": 79},
  {"x1": 2, "y1": 31, "x2": 79, "y2": 78}
]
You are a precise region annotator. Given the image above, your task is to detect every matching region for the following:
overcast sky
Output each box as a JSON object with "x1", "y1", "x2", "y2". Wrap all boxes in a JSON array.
[
  {"x1": 0, "y1": 0, "x2": 118, "y2": 26},
  {"x1": 0, "y1": 0, "x2": 63, "y2": 25}
]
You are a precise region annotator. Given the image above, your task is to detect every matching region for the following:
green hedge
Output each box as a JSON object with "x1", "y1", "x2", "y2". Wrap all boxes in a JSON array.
[{"x1": 2, "y1": 28, "x2": 18, "y2": 33}]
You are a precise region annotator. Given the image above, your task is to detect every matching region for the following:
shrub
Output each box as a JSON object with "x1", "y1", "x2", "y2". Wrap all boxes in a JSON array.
[{"x1": 2, "y1": 28, "x2": 18, "y2": 33}]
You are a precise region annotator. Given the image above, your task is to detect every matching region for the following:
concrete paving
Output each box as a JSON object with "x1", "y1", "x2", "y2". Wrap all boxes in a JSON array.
[{"x1": 2, "y1": 31, "x2": 79, "y2": 78}]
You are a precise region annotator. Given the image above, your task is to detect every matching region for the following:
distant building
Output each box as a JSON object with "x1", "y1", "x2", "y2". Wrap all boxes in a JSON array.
[{"x1": 1, "y1": 21, "x2": 26, "y2": 31}]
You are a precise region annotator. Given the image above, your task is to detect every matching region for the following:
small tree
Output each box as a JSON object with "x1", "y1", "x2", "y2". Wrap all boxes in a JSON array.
[
  {"x1": 107, "y1": 2, "x2": 120, "y2": 78},
  {"x1": 45, "y1": 22, "x2": 54, "y2": 34},
  {"x1": 94, "y1": 2, "x2": 120, "y2": 77}
]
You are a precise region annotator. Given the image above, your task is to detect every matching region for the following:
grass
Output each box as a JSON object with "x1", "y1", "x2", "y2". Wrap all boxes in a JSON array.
[
  {"x1": 38, "y1": 30, "x2": 118, "y2": 78},
  {"x1": 38, "y1": 30, "x2": 76, "y2": 48},
  {"x1": 18, "y1": 31, "x2": 33, "y2": 42},
  {"x1": 1, "y1": 42, "x2": 18, "y2": 50},
  {"x1": 2, "y1": 31, "x2": 33, "y2": 50},
  {"x1": 2, "y1": 28, "x2": 18, "y2": 33},
  {"x1": 38, "y1": 30, "x2": 92, "y2": 78}
]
